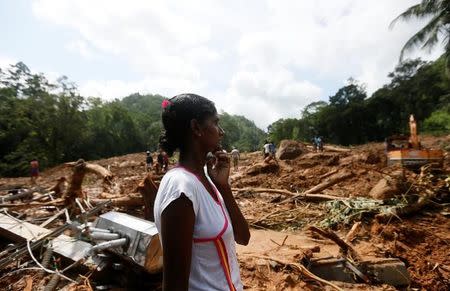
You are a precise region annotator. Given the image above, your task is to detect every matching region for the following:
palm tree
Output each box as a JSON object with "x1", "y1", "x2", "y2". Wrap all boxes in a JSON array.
[{"x1": 390, "y1": 0, "x2": 450, "y2": 72}]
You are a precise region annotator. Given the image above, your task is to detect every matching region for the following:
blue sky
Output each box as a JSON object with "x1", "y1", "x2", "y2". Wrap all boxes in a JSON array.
[{"x1": 0, "y1": 0, "x2": 444, "y2": 129}]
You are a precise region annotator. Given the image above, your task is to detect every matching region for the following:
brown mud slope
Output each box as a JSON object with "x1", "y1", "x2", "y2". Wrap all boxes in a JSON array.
[{"x1": 0, "y1": 135, "x2": 449, "y2": 290}]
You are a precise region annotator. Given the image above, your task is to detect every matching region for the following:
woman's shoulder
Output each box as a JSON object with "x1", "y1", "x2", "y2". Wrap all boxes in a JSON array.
[{"x1": 160, "y1": 167, "x2": 197, "y2": 187}]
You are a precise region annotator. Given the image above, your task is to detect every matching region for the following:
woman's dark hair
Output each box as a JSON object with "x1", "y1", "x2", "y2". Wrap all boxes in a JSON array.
[{"x1": 159, "y1": 93, "x2": 216, "y2": 156}]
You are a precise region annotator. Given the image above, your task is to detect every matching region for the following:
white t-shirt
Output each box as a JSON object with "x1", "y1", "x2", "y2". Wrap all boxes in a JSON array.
[
  {"x1": 154, "y1": 167, "x2": 243, "y2": 291},
  {"x1": 231, "y1": 149, "x2": 239, "y2": 159},
  {"x1": 263, "y1": 143, "x2": 271, "y2": 153}
]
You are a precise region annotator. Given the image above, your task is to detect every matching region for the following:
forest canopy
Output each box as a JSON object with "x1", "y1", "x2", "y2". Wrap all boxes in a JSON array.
[{"x1": 0, "y1": 62, "x2": 265, "y2": 176}]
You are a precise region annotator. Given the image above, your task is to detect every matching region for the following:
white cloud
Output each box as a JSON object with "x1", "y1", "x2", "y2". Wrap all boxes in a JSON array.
[
  {"x1": 79, "y1": 76, "x2": 207, "y2": 101},
  {"x1": 215, "y1": 68, "x2": 322, "y2": 128},
  {"x1": 65, "y1": 39, "x2": 95, "y2": 59},
  {"x1": 0, "y1": 55, "x2": 17, "y2": 68},
  {"x1": 31, "y1": 0, "x2": 445, "y2": 128}
]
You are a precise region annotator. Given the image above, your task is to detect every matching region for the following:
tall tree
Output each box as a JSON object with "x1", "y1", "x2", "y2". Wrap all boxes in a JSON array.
[{"x1": 390, "y1": 0, "x2": 450, "y2": 72}]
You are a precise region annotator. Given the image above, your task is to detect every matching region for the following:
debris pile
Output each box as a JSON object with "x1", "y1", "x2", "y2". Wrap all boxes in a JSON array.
[{"x1": 0, "y1": 135, "x2": 448, "y2": 290}]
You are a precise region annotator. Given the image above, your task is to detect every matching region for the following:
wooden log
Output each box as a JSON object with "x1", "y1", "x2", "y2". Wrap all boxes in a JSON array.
[
  {"x1": 304, "y1": 171, "x2": 354, "y2": 194},
  {"x1": 345, "y1": 222, "x2": 362, "y2": 243},
  {"x1": 316, "y1": 169, "x2": 339, "y2": 181},
  {"x1": 85, "y1": 163, "x2": 114, "y2": 183},
  {"x1": 281, "y1": 171, "x2": 354, "y2": 203},
  {"x1": 90, "y1": 195, "x2": 144, "y2": 207},
  {"x1": 65, "y1": 160, "x2": 113, "y2": 183},
  {"x1": 308, "y1": 226, "x2": 362, "y2": 262},
  {"x1": 232, "y1": 187, "x2": 345, "y2": 202},
  {"x1": 136, "y1": 173, "x2": 158, "y2": 221}
]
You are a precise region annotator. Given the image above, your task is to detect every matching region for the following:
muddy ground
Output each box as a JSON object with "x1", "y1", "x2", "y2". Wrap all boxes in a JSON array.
[{"x1": 0, "y1": 135, "x2": 449, "y2": 290}]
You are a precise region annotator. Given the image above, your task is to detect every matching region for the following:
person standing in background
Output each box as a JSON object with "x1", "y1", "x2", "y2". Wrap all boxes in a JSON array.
[
  {"x1": 30, "y1": 158, "x2": 39, "y2": 184},
  {"x1": 156, "y1": 150, "x2": 164, "y2": 174},
  {"x1": 231, "y1": 147, "x2": 240, "y2": 171},
  {"x1": 263, "y1": 140, "x2": 271, "y2": 159},
  {"x1": 146, "y1": 151, "x2": 153, "y2": 172}
]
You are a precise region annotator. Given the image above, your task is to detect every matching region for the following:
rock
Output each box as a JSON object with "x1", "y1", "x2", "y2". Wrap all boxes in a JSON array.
[
  {"x1": 369, "y1": 178, "x2": 397, "y2": 200},
  {"x1": 364, "y1": 152, "x2": 381, "y2": 164},
  {"x1": 245, "y1": 161, "x2": 279, "y2": 176},
  {"x1": 369, "y1": 171, "x2": 404, "y2": 200},
  {"x1": 276, "y1": 140, "x2": 307, "y2": 160}
]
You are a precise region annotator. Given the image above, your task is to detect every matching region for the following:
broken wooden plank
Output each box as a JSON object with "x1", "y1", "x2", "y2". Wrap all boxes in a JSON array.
[
  {"x1": 39, "y1": 208, "x2": 67, "y2": 228},
  {"x1": 282, "y1": 171, "x2": 354, "y2": 203}
]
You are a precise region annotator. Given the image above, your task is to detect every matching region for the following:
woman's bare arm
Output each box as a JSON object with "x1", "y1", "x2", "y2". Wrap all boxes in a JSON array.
[{"x1": 160, "y1": 194, "x2": 195, "y2": 290}]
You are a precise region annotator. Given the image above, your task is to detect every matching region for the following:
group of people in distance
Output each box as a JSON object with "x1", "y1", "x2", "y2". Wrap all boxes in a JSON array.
[
  {"x1": 150, "y1": 145, "x2": 242, "y2": 174},
  {"x1": 146, "y1": 150, "x2": 169, "y2": 174},
  {"x1": 312, "y1": 136, "x2": 324, "y2": 152}
]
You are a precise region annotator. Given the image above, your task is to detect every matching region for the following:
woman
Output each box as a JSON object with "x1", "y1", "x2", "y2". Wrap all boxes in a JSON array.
[{"x1": 154, "y1": 94, "x2": 250, "y2": 291}]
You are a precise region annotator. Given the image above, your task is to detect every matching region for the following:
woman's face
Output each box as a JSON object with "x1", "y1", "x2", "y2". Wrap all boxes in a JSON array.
[{"x1": 199, "y1": 113, "x2": 224, "y2": 152}]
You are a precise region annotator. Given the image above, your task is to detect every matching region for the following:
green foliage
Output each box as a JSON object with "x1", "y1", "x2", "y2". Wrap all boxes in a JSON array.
[
  {"x1": 0, "y1": 64, "x2": 265, "y2": 176},
  {"x1": 390, "y1": 0, "x2": 450, "y2": 73},
  {"x1": 423, "y1": 105, "x2": 450, "y2": 134},
  {"x1": 219, "y1": 112, "x2": 266, "y2": 152},
  {"x1": 266, "y1": 56, "x2": 450, "y2": 146}
]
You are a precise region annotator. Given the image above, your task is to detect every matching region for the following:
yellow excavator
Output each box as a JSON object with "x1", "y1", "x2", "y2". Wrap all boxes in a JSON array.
[{"x1": 386, "y1": 115, "x2": 444, "y2": 168}]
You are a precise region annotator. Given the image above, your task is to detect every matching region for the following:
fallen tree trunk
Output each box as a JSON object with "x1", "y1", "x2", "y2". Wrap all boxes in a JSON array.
[
  {"x1": 282, "y1": 171, "x2": 354, "y2": 203},
  {"x1": 90, "y1": 195, "x2": 144, "y2": 207},
  {"x1": 65, "y1": 161, "x2": 113, "y2": 183},
  {"x1": 232, "y1": 187, "x2": 345, "y2": 202},
  {"x1": 316, "y1": 169, "x2": 339, "y2": 181},
  {"x1": 63, "y1": 159, "x2": 114, "y2": 208},
  {"x1": 304, "y1": 171, "x2": 354, "y2": 194}
]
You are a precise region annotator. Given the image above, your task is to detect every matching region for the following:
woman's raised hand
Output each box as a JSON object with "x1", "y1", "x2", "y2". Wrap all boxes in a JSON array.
[{"x1": 207, "y1": 150, "x2": 230, "y2": 186}]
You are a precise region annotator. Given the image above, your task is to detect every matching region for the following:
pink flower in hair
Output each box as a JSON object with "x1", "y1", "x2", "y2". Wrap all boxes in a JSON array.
[{"x1": 161, "y1": 99, "x2": 171, "y2": 109}]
